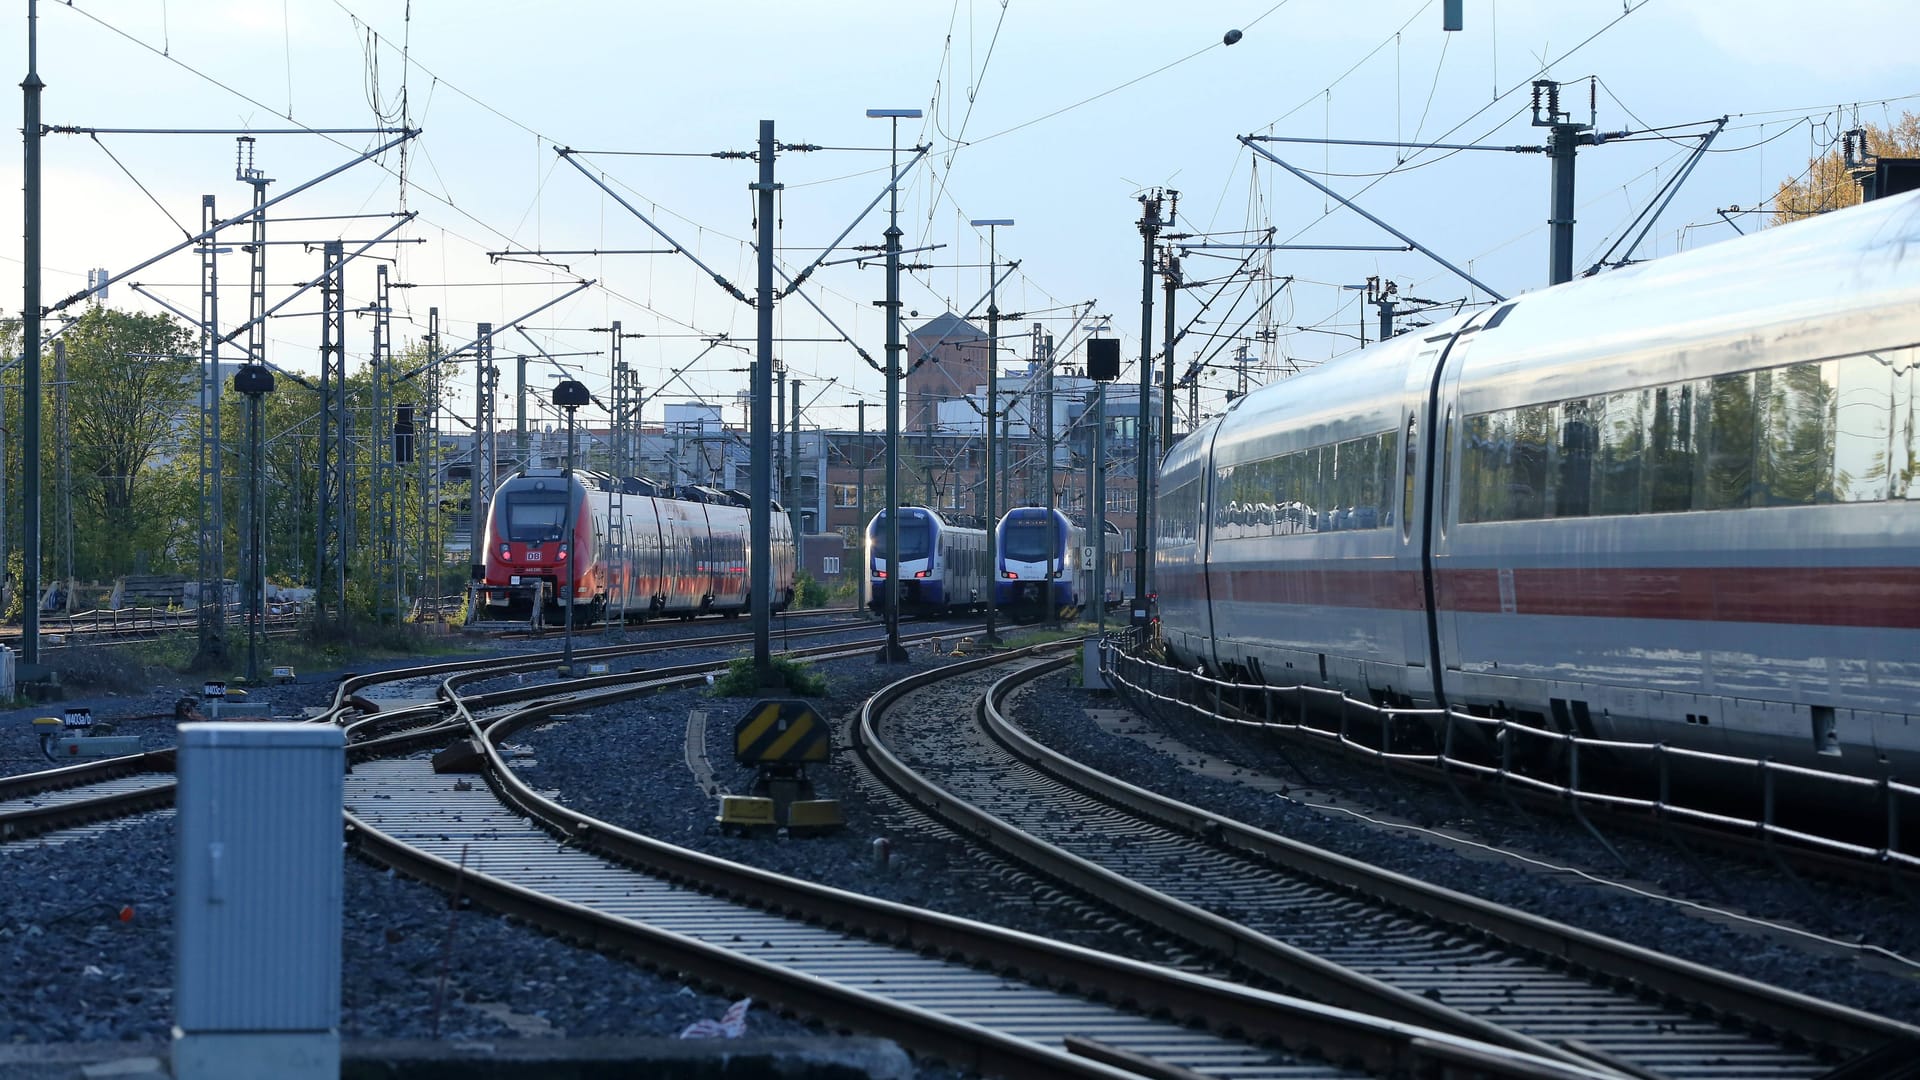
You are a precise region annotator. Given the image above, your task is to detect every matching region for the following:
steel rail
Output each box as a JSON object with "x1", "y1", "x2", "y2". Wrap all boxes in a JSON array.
[
  {"x1": 348, "y1": 639, "x2": 1608, "y2": 1080},
  {"x1": 855, "y1": 653, "x2": 1598, "y2": 1070},
  {"x1": 0, "y1": 624, "x2": 969, "y2": 843},
  {"x1": 981, "y1": 659, "x2": 1920, "y2": 1062}
]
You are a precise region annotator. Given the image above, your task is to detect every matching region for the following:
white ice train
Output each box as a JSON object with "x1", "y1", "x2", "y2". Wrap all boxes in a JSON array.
[{"x1": 1157, "y1": 190, "x2": 1920, "y2": 781}]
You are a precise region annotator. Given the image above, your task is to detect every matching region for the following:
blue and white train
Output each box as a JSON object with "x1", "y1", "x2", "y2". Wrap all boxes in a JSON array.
[
  {"x1": 993, "y1": 507, "x2": 1132, "y2": 621},
  {"x1": 994, "y1": 507, "x2": 1084, "y2": 620},
  {"x1": 865, "y1": 506, "x2": 991, "y2": 615}
]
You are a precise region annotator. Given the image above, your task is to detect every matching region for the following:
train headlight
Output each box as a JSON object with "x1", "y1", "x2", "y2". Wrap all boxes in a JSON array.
[
  {"x1": 1003, "y1": 571, "x2": 1016, "y2": 579},
  {"x1": 499, "y1": 543, "x2": 510, "y2": 556},
  {"x1": 914, "y1": 570, "x2": 928, "y2": 578}
]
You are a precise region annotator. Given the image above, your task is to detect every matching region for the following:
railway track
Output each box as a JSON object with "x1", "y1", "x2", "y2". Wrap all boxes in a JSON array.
[
  {"x1": 16, "y1": 628, "x2": 1890, "y2": 1076},
  {"x1": 0, "y1": 614, "x2": 887, "y2": 843},
  {"x1": 855, "y1": 654, "x2": 1920, "y2": 1080},
  {"x1": 0, "y1": 608, "x2": 308, "y2": 649},
  {"x1": 1104, "y1": 647, "x2": 1920, "y2": 893},
  {"x1": 480, "y1": 602, "x2": 869, "y2": 637},
  {"x1": 341, "y1": 637, "x2": 1608, "y2": 1079}
]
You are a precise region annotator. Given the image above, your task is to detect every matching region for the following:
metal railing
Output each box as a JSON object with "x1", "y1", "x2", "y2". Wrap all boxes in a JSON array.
[{"x1": 1100, "y1": 641, "x2": 1919, "y2": 870}]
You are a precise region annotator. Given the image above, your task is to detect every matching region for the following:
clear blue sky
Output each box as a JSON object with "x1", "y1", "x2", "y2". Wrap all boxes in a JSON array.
[{"x1": 7, "y1": 0, "x2": 1918, "y2": 431}]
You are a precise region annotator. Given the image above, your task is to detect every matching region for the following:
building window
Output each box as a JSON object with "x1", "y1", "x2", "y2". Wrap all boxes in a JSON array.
[
  {"x1": 831, "y1": 483, "x2": 860, "y2": 508},
  {"x1": 823, "y1": 556, "x2": 841, "y2": 576}
]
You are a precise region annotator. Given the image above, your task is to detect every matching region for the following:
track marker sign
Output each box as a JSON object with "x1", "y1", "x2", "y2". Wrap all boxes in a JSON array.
[{"x1": 733, "y1": 699, "x2": 828, "y2": 766}]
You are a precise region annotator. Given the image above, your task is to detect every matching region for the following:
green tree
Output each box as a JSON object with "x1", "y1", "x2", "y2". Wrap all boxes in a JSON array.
[
  {"x1": 235, "y1": 339, "x2": 448, "y2": 618},
  {"x1": 1773, "y1": 112, "x2": 1920, "y2": 224},
  {"x1": 53, "y1": 307, "x2": 199, "y2": 577}
]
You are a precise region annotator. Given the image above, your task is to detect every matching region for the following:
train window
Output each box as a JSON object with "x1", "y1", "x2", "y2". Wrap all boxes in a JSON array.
[
  {"x1": 1509, "y1": 405, "x2": 1552, "y2": 520},
  {"x1": 1555, "y1": 399, "x2": 1595, "y2": 518},
  {"x1": 1213, "y1": 429, "x2": 1404, "y2": 538},
  {"x1": 502, "y1": 494, "x2": 569, "y2": 541},
  {"x1": 1400, "y1": 414, "x2": 1416, "y2": 539},
  {"x1": 1593, "y1": 390, "x2": 1647, "y2": 515},
  {"x1": 1833, "y1": 352, "x2": 1896, "y2": 501},
  {"x1": 1459, "y1": 413, "x2": 1503, "y2": 523},
  {"x1": 1647, "y1": 383, "x2": 1698, "y2": 513},
  {"x1": 1903, "y1": 349, "x2": 1919, "y2": 501},
  {"x1": 1702, "y1": 372, "x2": 1757, "y2": 510},
  {"x1": 1759, "y1": 360, "x2": 1836, "y2": 506},
  {"x1": 1455, "y1": 345, "x2": 1916, "y2": 523}
]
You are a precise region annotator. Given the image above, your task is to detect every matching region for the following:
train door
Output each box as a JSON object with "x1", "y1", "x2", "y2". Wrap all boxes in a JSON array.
[
  {"x1": 631, "y1": 499, "x2": 666, "y2": 616},
  {"x1": 1424, "y1": 324, "x2": 1487, "y2": 695},
  {"x1": 1395, "y1": 345, "x2": 1446, "y2": 700}
]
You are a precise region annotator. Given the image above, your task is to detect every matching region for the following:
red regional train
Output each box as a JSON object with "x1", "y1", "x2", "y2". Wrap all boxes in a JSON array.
[
  {"x1": 1157, "y1": 189, "x2": 1920, "y2": 783},
  {"x1": 479, "y1": 468, "x2": 795, "y2": 624}
]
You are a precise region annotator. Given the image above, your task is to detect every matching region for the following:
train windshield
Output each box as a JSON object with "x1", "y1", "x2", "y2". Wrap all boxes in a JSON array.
[
  {"x1": 502, "y1": 494, "x2": 569, "y2": 542},
  {"x1": 1001, "y1": 520, "x2": 1057, "y2": 561},
  {"x1": 871, "y1": 520, "x2": 931, "y2": 561}
]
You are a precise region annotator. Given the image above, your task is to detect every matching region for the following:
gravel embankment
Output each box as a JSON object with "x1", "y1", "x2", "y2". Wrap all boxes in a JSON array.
[{"x1": 0, "y1": 621, "x2": 968, "y2": 1075}]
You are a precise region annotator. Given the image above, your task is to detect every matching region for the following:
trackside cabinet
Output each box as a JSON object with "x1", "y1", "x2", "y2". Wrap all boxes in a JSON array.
[{"x1": 174, "y1": 722, "x2": 343, "y2": 1080}]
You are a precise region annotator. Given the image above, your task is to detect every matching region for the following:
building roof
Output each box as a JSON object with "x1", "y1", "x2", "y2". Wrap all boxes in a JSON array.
[{"x1": 908, "y1": 312, "x2": 986, "y2": 346}]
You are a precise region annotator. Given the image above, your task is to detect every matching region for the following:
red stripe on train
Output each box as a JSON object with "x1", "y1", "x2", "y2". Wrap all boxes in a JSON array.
[
  {"x1": 1162, "y1": 565, "x2": 1920, "y2": 629},
  {"x1": 1438, "y1": 566, "x2": 1920, "y2": 629}
]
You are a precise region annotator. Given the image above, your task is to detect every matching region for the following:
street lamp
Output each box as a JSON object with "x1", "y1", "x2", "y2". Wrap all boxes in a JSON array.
[
  {"x1": 970, "y1": 218, "x2": 1013, "y2": 646},
  {"x1": 869, "y1": 107, "x2": 921, "y2": 663},
  {"x1": 553, "y1": 378, "x2": 592, "y2": 676}
]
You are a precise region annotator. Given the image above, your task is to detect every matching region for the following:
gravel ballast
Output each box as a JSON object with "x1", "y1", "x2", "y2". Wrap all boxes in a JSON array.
[{"x1": 5, "y1": 630, "x2": 1916, "y2": 1073}]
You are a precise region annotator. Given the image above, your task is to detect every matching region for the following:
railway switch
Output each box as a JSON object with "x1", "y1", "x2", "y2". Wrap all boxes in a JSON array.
[{"x1": 34, "y1": 709, "x2": 139, "y2": 760}]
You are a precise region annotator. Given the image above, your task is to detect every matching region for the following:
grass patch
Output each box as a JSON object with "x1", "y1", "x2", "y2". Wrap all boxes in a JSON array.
[
  {"x1": 996, "y1": 625, "x2": 1084, "y2": 650},
  {"x1": 708, "y1": 654, "x2": 829, "y2": 698},
  {"x1": 53, "y1": 637, "x2": 198, "y2": 694}
]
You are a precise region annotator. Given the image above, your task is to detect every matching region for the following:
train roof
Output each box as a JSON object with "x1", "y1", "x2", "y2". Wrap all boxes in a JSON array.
[
  {"x1": 865, "y1": 506, "x2": 991, "y2": 531},
  {"x1": 1453, "y1": 188, "x2": 1920, "y2": 411},
  {"x1": 1210, "y1": 307, "x2": 1474, "y2": 462},
  {"x1": 507, "y1": 468, "x2": 780, "y2": 511}
]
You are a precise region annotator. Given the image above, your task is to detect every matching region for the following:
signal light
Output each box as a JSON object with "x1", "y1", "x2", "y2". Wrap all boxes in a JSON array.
[
  {"x1": 874, "y1": 570, "x2": 887, "y2": 578},
  {"x1": 1003, "y1": 571, "x2": 1016, "y2": 579},
  {"x1": 914, "y1": 570, "x2": 928, "y2": 578}
]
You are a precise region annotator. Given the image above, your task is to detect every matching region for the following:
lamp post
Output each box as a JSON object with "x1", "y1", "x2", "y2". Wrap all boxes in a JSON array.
[
  {"x1": 970, "y1": 218, "x2": 1013, "y2": 646},
  {"x1": 553, "y1": 378, "x2": 591, "y2": 676},
  {"x1": 868, "y1": 107, "x2": 921, "y2": 663}
]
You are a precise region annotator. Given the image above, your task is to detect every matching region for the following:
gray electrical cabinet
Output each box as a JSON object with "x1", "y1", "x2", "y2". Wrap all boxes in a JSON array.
[{"x1": 174, "y1": 722, "x2": 343, "y2": 1080}]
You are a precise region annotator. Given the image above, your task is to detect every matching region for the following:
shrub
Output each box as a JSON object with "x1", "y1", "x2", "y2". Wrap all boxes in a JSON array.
[
  {"x1": 793, "y1": 570, "x2": 830, "y2": 610},
  {"x1": 708, "y1": 654, "x2": 828, "y2": 698}
]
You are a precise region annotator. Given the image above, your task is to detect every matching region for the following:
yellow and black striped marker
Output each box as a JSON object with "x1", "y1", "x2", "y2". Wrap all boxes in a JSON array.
[{"x1": 734, "y1": 698, "x2": 828, "y2": 766}]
